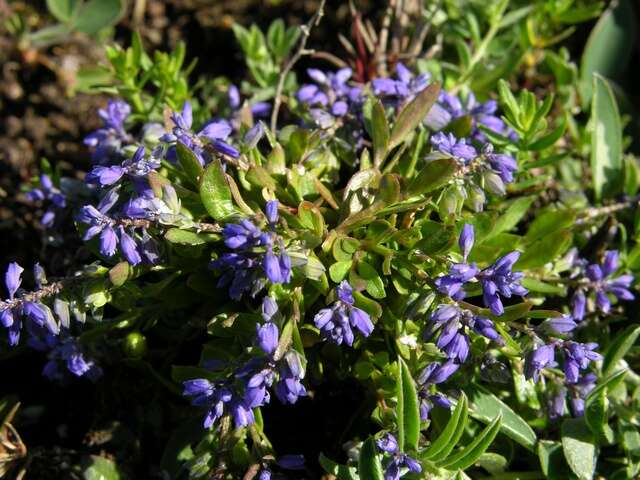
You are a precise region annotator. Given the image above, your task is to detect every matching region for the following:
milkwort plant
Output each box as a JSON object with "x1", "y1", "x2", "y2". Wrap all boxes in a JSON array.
[{"x1": 2, "y1": 0, "x2": 640, "y2": 479}]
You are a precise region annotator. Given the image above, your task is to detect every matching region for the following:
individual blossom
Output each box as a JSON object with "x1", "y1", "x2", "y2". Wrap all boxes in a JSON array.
[
  {"x1": 568, "y1": 373, "x2": 597, "y2": 417},
  {"x1": 313, "y1": 281, "x2": 374, "y2": 346},
  {"x1": 26, "y1": 173, "x2": 67, "y2": 227},
  {"x1": 561, "y1": 341, "x2": 602, "y2": 384},
  {"x1": 211, "y1": 201, "x2": 292, "y2": 300},
  {"x1": 227, "y1": 84, "x2": 271, "y2": 131},
  {"x1": 431, "y1": 132, "x2": 477, "y2": 164},
  {"x1": 547, "y1": 385, "x2": 567, "y2": 420},
  {"x1": 524, "y1": 343, "x2": 557, "y2": 383},
  {"x1": 570, "y1": 250, "x2": 635, "y2": 321},
  {"x1": 372, "y1": 63, "x2": 430, "y2": 109},
  {"x1": 424, "y1": 91, "x2": 516, "y2": 143},
  {"x1": 376, "y1": 433, "x2": 422, "y2": 480},
  {"x1": 85, "y1": 146, "x2": 161, "y2": 187},
  {"x1": 434, "y1": 224, "x2": 479, "y2": 300},
  {"x1": 416, "y1": 361, "x2": 456, "y2": 420},
  {"x1": 161, "y1": 101, "x2": 240, "y2": 164}
]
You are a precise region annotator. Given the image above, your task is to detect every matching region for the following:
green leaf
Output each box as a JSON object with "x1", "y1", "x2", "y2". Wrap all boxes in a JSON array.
[
  {"x1": 176, "y1": 142, "x2": 203, "y2": 186},
  {"x1": 83, "y1": 456, "x2": 123, "y2": 480},
  {"x1": 396, "y1": 358, "x2": 420, "y2": 452},
  {"x1": 165, "y1": 228, "x2": 216, "y2": 246},
  {"x1": 414, "y1": 220, "x2": 455, "y2": 254},
  {"x1": 602, "y1": 325, "x2": 640, "y2": 377},
  {"x1": 356, "y1": 262, "x2": 386, "y2": 299},
  {"x1": 538, "y1": 440, "x2": 574, "y2": 480},
  {"x1": 319, "y1": 453, "x2": 359, "y2": 480},
  {"x1": 524, "y1": 209, "x2": 575, "y2": 242},
  {"x1": 389, "y1": 82, "x2": 441, "y2": 149},
  {"x1": 329, "y1": 260, "x2": 352, "y2": 283},
  {"x1": 528, "y1": 114, "x2": 567, "y2": 151},
  {"x1": 358, "y1": 436, "x2": 384, "y2": 480},
  {"x1": 46, "y1": 0, "x2": 80, "y2": 23},
  {"x1": 74, "y1": 0, "x2": 123, "y2": 35},
  {"x1": 467, "y1": 385, "x2": 537, "y2": 451},
  {"x1": 584, "y1": 389, "x2": 613, "y2": 443},
  {"x1": 585, "y1": 370, "x2": 627, "y2": 408},
  {"x1": 422, "y1": 393, "x2": 468, "y2": 461},
  {"x1": 365, "y1": 97, "x2": 390, "y2": 166},
  {"x1": 408, "y1": 158, "x2": 458, "y2": 196},
  {"x1": 437, "y1": 413, "x2": 502, "y2": 470},
  {"x1": 590, "y1": 74, "x2": 623, "y2": 202},
  {"x1": 561, "y1": 417, "x2": 598, "y2": 480},
  {"x1": 580, "y1": 0, "x2": 636, "y2": 104},
  {"x1": 200, "y1": 159, "x2": 236, "y2": 221},
  {"x1": 488, "y1": 196, "x2": 535, "y2": 238},
  {"x1": 516, "y1": 230, "x2": 572, "y2": 269}
]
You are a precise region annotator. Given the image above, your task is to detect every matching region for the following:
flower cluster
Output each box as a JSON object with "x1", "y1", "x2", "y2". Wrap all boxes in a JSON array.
[
  {"x1": 26, "y1": 173, "x2": 67, "y2": 228},
  {"x1": 183, "y1": 296, "x2": 306, "y2": 430},
  {"x1": 1, "y1": 263, "x2": 102, "y2": 381},
  {"x1": 570, "y1": 250, "x2": 635, "y2": 321},
  {"x1": 297, "y1": 68, "x2": 363, "y2": 126},
  {"x1": 313, "y1": 281, "x2": 374, "y2": 346},
  {"x1": 211, "y1": 200, "x2": 292, "y2": 300}
]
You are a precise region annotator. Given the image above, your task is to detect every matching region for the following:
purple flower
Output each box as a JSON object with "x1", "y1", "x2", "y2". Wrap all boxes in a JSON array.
[
  {"x1": 26, "y1": 174, "x2": 67, "y2": 227},
  {"x1": 431, "y1": 132, "x2": 477, "y2": 163},
  {"x1": 425, "y1": 304, "x2": 500, "y2": 363},
  {"x1": 375, "y1": 433, "x2": 422, "y2": 480},
  {"x1": 297, "y1": 68, "x2": 362, "y2": 123},
  {"x1": 416, "y1": 361, "x2": 456, "y2": 420},
  {"x1": 212, "y1": 212, "x2": 292, "y2": 300},
  {"x1": 562, "y1": 341, "x2": 601, "y2": 384},
  {"x1": 541, "y1": 315, "x2": 578, "y2": 335},
  {"x1": 183, "y1": 378, "x2": 253, "y2": 429},
  {"x1": 459, "y1": 224, "x2": 474, "y2": 261},
  {"x1": 257, "y1": 322, "x2": 279, "y2": 356},
  {"x1": 161, "y1": 101, "x2": 239, "y2": 163},
  {"x1": 547, "y1": 387, "x2": 566, "y2": 420},
  {"x1": 372, "y1": 63, "x2": 430, "y2": 109},
  {"x1": 434, "y1": 263, "x2": 479, "y2": 300},
  {"x1": 275, "y1": 351, "x2": 307, "y2": 404},
  {"x1": 84, "y1": 99, "x2": 132, "y2": 164},
  {"x1": 569, "y1": 373, "x2": 597, "y2": 416},
  {"x1": 119, "y1": 228, "x2": 142, "y2": 266},
  {"x1": 478, "y1": 251, "x2": 528, "y2": 316},
  {"x1": 313, "y1": 281, "x2": 374, "y2": 346},
  {"x1": 39, "y1": 334, "x2": 102, "y2": 382},
  {"x1": 5, "y1": 262, "x2": 24, "y2": 300},
  {"x1": 570, "y1": 250, "x2": 634, "y2": 320},
  {"x1": 524, "y1": 344, "x2": 556, "y2": 383}
]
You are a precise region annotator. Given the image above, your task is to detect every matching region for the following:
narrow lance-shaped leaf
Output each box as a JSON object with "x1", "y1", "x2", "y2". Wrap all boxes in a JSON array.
[
  {"x1": 389, "y1": 82, "x2": 441, "y2": 149},
  {"x1": 590, "y1": 74, "x2": 623, "y2": 202},
  {"x1": 437, "y1": 413, "x2": 503, "y2": 470},
  {"x1": 422, "y1": 393, "x2": 468, "y2": 461},
  {"x1": 396, "y1": 358, "x2": 420, "y2": 452},
  {"x1": 602, "y1": 325, "x2": 640, "y2": 377},
  {"x1": 467, "y1": 385, "x2": 537, "y2": 451},
  {"x1": 358, "y1": 436, "x2": 384, "y2": 480}
]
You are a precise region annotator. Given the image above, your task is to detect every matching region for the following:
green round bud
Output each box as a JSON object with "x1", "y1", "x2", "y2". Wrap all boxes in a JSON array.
[{"x1": 123, "y1": 332, "x2": 147, "y2": 358}]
